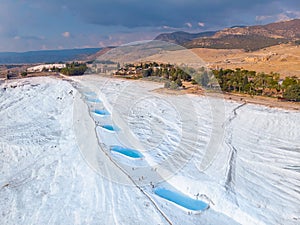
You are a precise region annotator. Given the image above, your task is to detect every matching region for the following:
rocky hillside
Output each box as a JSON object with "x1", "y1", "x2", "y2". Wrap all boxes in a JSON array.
[
  {"x1": 185, "y1": 19, "x2": 300, "y2": 51},
  {"x1": 154, "y1": 19, "x2": 300, "y2": 51},
  {"x1": 154, "y1": 31, "x2": 216, "y2": 45},
  {"x1": 184, "y1": 34, "x2": 287, "y2": 51},
  {"x1": 214, "y1": 19, "x2": 300, "y2": 39}
]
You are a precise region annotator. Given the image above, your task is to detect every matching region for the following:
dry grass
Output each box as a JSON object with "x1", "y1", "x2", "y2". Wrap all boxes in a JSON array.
[
  {"x1": 93, "y1": 42, "x2": 300, "y2": 79},
  {"x1": 191, "y1": 44, "x2": 300, "y2": 78},
  {"x1": 135, "y1": 44, "x2": 300, "y2": 78}
]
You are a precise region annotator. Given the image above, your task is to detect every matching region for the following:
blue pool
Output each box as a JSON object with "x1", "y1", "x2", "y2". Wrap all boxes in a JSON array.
[
  {"x1": 101, "y1": 125, "x2": 119, "y2": 131},
  {"x1": 94, "y1": 109, "x2": 110, "y2": 116},
  {"x1": 154, "y1": 188, "x2": 209, "y2": 211},
  {"x1": 84, "y1": 91, "x2": 97, "y2": 96},
  {"x1": 86, "y1": 98, "x2": 101, "y2": 103},
  {"x1": 110, "y1": 145, "x2": 144, "y2": 159}
]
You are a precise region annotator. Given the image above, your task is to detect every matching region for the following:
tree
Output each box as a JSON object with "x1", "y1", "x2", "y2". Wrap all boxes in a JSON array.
[
  {"x1": 164, "y1": 81, "x2": 171, "y2": 88},
  {"x1": 283, "y1": 84, "x2": 300, "y2": 101},
  {"x1": 226, "y1": 80, "x2": 232, "y2": 91},
  {"x1": 60, "y1": 62, "x2": 87, "y2": 76},
  {"x1": 175, "y1": 78, "x2": 182, "y2": 87},
  {"x1": 21, "y1": 72, "x2": 27, "y2": 77},
  {"x1": 232, "y1": 81, "x2": 238, "y2": 91},
  {"x1": 191, "y1": 79, "x2": 197, "y2": 85},
  {"x1": 282, "y1": 77, "x2": 298, "y2": 90},
  {"x1": 163, "y1": 69, "x2": 170, "y2": 79},
  {"x1": 142, "y1": 70, "x2": 149, "y2": 77},
  {"x1": 201, "y1": 71, "x2": 209, "y2": 87},
  {"x1": 142, "y1": 68, "x2": 153, "y2": 77},
  {"x1": 170, "y1": 81, "x2": 179, "y2": 89},
  {"x1": 243, "y1": 75, "x2": 249, "y2": 90},
  {"x1": 193, "y1": 70, "x2": 209, "y2": 87}
]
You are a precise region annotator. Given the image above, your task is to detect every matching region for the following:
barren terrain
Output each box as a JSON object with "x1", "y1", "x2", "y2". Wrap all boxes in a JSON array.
[{"x1": 193, "y1": 44, "x2": 300, "y2": 78}]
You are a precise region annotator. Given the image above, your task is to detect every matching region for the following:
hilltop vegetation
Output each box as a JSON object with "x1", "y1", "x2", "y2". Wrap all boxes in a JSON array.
[
  {"x1": 189, "y1": 66, "x2": 300, "y2": 101},
  {"x1": 211, "y1": 68, "x2": 300, "y2": 101},
  {"x1": 60, "y1": 62, "x2": 88, "y2": 76},
  {"x1": 283, "y1": 84, "x2": 300, "y2": 101},
  {"x1": 114, "y1": 62, "x2": 191, "y2": 89},
  {"x1": 114, "y1": 61, "x2": 300, "y2": 101}
]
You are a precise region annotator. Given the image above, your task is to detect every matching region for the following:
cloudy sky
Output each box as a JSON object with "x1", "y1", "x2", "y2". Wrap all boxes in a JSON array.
[{"x1": 1, "y1": 0, "x2": 299, "y2": 52}]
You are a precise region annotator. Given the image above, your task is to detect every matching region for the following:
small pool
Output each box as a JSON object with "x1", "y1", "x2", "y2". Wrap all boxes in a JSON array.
[
  {"x1": 110, "y1": 145, "x2": 144, "y2": 159},
  {"x1": 94, "y1": 109, "x2": 110, "y2": 116},
  {"x1": 84, "y1": 91, "x2": 97, "y2": 96},
  {"x1": 154, "y1": 188, "x2": 209, "y2": 211},
  {"x1": 86, "y1": 98, "x2": 101, "y2": 103},
  {"x1": 101, "y1": 125, "x2": 119, "y2": 131}
]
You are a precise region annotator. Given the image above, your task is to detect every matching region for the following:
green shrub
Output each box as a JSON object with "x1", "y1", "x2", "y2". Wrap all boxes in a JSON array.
[
  {"x1": 283, "y1": 84, "x2": 300, "y2": 101},
  {"x1": 21, "y1": 72, "x2": 27, "y2": 77},
  {"x1": 170, "y1": 81, "x2": 179, "y2": 90},
  {"x1": 191, "y1": 79, "x2": 198, "y2": 85},
  {"x1": 164, "y1": 81, "x2": 171, "y2": 88}
]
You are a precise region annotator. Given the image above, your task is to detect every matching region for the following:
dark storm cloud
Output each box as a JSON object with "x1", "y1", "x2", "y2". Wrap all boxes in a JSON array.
[
  {"x1": 1, "y1": 0, "x2": 300, "y2": 51},
  {"x1": 48, "y1": 0, "x2": 300, "y2": 28}
]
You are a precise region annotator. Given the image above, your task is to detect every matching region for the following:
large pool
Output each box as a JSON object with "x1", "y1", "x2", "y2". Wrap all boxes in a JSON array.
[
  {"x1": 154, "y1": 187, "x2": 209, "y2": 211},
  {"x1": 94, "y1": 109, "x2": 110, "y2": 116},
  {"x1": 101, "y1": 125, "x2": 119, "y2": 131},
  {"x1": 110, "y1": 145, "x2": 144, "y2": 159}
]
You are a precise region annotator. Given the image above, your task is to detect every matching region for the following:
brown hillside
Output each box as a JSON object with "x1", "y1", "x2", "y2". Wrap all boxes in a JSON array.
[
  {"x1": 184, "y1": 19, "x2": 300, "y2": 51},
  {"x1": 214, "y1": 19, "x2": 300, "y2": 39},
  {"x1": 191, "y1": 44, "x2": 300, "y2": 78},
  {"x1": 127, "y1": 44, "x2": 300, "y2": 78}
]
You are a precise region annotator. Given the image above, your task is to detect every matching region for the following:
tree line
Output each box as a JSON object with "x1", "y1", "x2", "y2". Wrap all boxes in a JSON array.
[
  {"x1": 197, "y1": 68, "x2": 300, "y2": 101},
  {"x1": 115, "y1": 62, "x2": 300, "y2": 101},
  {"x1": 116, "y1": 62, "x2": 192, "y2": 89},
  {"x1": 60, "y1": 62, "x2": 87, "y2": 76}
]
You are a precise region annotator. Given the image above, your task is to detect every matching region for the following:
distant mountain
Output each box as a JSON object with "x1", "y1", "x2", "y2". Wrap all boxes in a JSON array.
[
  {"x1": 154, "y1": 31, "x2": 216, "y2": 45},
  {"x1": 184, "y1": 34, "x2": 287, "y2": 51},
  {"x1": 229, "y1": 25, "x2": 247, "y2": 29},
  {"x1": 214, "y1": 19, "x2": 300, "y2": 39},
  {"x1": 184, "y1": 19, "x2": 300, "y2": 51},
  {"x1": 0, "y1": 48, "x2": 101, "y2": 64}
]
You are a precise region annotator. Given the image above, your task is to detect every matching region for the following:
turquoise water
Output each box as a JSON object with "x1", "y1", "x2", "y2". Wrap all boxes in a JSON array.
[
  {"x1": 94, "y1": 109, "x2": 110, "y2": 116},
  {"x1": 154, "y1": 188, "x2": 209, "y2": 211},
  {"x1": 86, "y1": 98, "x2": 101, "y2": 103},
  {"x1": 110, "y1": 145, "x2": 143, "y2": 159},
  {"x1": 84, "y1": 91, "x2": 97, "y2": 96},
  {"x1": 101, "y1": 125, "x2": 118, "y2": 131}
]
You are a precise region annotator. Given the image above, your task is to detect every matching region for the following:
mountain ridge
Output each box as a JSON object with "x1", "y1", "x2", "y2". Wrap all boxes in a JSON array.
[
  {"x1": 154, "y1": 30, "x2": 216, "y2": 45},
  {"x1": 213, "y1": 19, "x2": 300, "y2": 39},
  {"x1": 154, "y1": 19, "x2": 300, "y2": 51}
]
